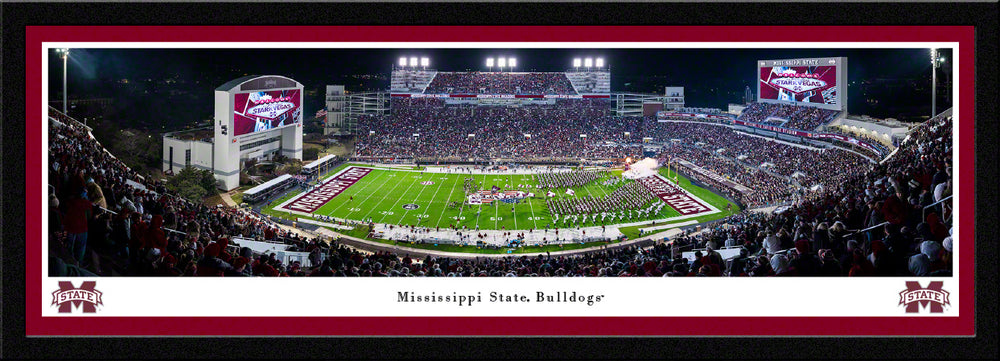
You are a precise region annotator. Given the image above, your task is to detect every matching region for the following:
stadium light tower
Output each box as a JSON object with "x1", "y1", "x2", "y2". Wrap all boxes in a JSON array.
[
  {"x1": 56, "y1": 48, "x2": 70, "y2": 116},
  {"x1": 595, "y1": 58, "x2": 604, "y2": 69},
  {"x1": 486, "y1": 57, "x2": 494, "y2": 72},
  {"x1": 421, "y1": 57, "x2": 429, "y2": 70},
  {"x1": 509, "y1": 58, "x2": 517, "y2": 71},
  {"x1": 573, "y1": 58, "x2": 582, "y2": 70},
  {"x1": 398, "y1": 57, "x2": 408, "y2": 68},
  {"x1": 498, "y1": 57, "x2": 506, "y2": 71},
  {"x1": 930, "y1": 48, "x2": 945, "y2": 118}
]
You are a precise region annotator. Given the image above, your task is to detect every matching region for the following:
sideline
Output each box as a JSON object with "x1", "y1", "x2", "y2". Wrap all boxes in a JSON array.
[{"x1": 320, "y1": 225, "x2": 685, "y2": 260}]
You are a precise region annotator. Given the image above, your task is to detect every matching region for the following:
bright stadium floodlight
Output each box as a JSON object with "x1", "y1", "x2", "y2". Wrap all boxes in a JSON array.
[
  {"x1": 486, "y1": 57, "x2": 494, "y2": 71},
  {"x1": 56, "y1": 48, "x2": 71, "y2": 117},
  {"x1": 498, "y1": 57, "x2": 506, "y2": 68},
  {"x1": 584, "y1": 58, "x2": 593, "y2": 68},
  {"x1": 573, "y1": 58, "x2": 582, "y2": 68},
  {"x1": 421, "y1": 57, "x2": 429, "y2": 68},
  {"x1": 509, "y1": 58, "x2": 517, "y2": 69},
  {"x1": 399, "y1": 57, "x2": 408, "y2": 67},
  {"x1": 409, "y1": 57, "x2": 418, "y2": 67},
  {"x1": 596, "y1": 58, "x2": 604, "y2": 68},
  {"x1": 930, "y1": 48, "x2": 946, "y2": 118}
]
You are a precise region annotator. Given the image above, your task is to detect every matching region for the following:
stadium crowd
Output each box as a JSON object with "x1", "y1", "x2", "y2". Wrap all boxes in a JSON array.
[
  {"x1": 321, "y1": 112, "x2": 951, "y2": 278},
  {"x1": 47, "y1": 85, "x2": 951, "y2": 278},
  {"x1": 645, "y1": 121, "x2": 870, "y2": 205},
  {"x1": 424, "y1": 71, "x2": 576, "y2": 95},
  {"x1": 355, "y1": 99, "x2": 643, "y2": 161},
  {"x1": 738, "y1": 102, "x2": 839, "y2": 131},
  {"x1": 662, "y1": 112, "x2": 953, "y2": 276},
  {"x1": 48, "y1": 109, "x2": 320, "y2": 277},
  {"x1": 656, "y1": 144, "x2": 794, "y2": 208}
]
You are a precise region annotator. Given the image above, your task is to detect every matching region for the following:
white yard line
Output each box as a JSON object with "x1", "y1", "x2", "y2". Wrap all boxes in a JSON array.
[
  {"x1": 494, "y1": 193, "x2": 500, "y2": 230},
  {"x1": 399, "y1": 172, "x2": 438, "y2": 225},
  {"x1": 360, "y1": 171, "x2": 410, "y2": 221},
  {"x1": 343, "y1": 170, "x2": 397, "y2": 220},
  {"x1": 377, "y1": 173, "x2": 424, "y2": 224},
  {"x1": 509, "y1": 172, "x2": 517, "y2": 230},
  {"x1": 474, "y1": 172, "x2": 487, "y2": 229},
  {"x1": 523, "y1": 175, "x2": 539, "y2": 229},
  {"x1": 595, "y1": 172, "x2": 612, "y2": 197},
  {"x1": 326, "y1": 169, "x2": 385, "y2": 216},
  {"x1": 432, "y1": 173, "x2": 461, "y2": 228}
]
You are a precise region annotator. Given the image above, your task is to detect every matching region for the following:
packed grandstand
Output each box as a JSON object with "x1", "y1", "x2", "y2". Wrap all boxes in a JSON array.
[{"x1": 47, "y1": 68, "x2": 953, "y2": 278}]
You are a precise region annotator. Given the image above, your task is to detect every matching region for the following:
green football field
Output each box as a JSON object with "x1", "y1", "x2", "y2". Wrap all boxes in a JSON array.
[{"x1": 273, "y1": 164, "x2": 735, "y2": 231}]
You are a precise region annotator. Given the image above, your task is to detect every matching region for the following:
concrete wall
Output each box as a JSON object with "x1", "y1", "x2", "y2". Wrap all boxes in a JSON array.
[
  {"x1": 214, "y1": 90, "x2": 240, "y2": 190},
  {"x1": 162, "y1": 137, "x2": 214, "y2": 174}
]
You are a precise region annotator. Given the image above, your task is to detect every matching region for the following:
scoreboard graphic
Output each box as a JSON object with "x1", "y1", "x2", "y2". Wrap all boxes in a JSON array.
[
  {"x1": 233, "y1": 89, "x2": 301, "y2": 137},
  {"x1": 757, "y1": 57, "x2": 847, "y2": 111}
]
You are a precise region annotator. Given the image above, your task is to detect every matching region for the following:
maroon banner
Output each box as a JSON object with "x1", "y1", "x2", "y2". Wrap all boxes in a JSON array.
[
  {"x1": 657, "y1": 112, "x2": 732, "y2": 121},
  {"x1": 388, "y1": 93, "x2": 611, "y2": 99},
  {"x1": 734, "y1": 120, "x2": 881, "y2": 154},
  {"x1": 284, "y1": 167, "x2": 372, "y2": 213},
  {"x1": 734, "y1": 119, "x2": 810, "y2": 136},
  {"x1": 637, "y1": 175, "x2": 712, "y2": 216}
]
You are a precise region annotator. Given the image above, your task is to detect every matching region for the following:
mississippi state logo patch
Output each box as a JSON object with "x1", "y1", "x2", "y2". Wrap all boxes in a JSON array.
[
  {"x1": 402, "y1": 204, "x2": 420, "y2": 210},
  {"x1": 899, "y1": 281, "x2": 950, "y2": 313},
  {"x1": 51, "y1": 281, "x2": 103, "y2": 313}
]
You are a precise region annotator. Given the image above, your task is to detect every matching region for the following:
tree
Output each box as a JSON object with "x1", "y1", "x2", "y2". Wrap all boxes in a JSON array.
[
  {"x1": 175, "y1": 181, "x2": 208, "y2": 203},
  {"x1": 278, "y1": 159, "x2": 303, "y2": 175},
  {"x1": 198, "y1": 168, "x2": 219, "y2": 196},
  {"x1": 304, "y1": 120, "x2": 323, "y2": 135},
  {"x1": 167, "y1": 166, "x2": 215, "y2": 202},
  {"x1": 303, "y1": 147, "x2": 320, "y2": 161}
]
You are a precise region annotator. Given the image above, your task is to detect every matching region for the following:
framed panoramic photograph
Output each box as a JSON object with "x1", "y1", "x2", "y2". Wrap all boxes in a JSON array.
[{"x1": 3, "y1": 1, "x2": 995, "y2": 359}]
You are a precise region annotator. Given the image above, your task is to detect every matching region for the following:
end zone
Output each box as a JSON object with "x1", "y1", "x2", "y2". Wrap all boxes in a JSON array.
[
  {"x1": 638, "y1": 174, "x2": 719, "y2": 216},
  {"x1": 273, "y1": 166, "x2": 372, "y2": 215}
]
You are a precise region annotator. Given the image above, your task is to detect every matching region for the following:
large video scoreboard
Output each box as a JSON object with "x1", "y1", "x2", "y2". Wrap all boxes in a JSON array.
[{"x1": 757, "y1": 57, "x2": 847, "y2": 111}]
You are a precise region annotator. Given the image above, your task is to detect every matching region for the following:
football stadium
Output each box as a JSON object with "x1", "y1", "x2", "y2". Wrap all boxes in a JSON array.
[{"x1": 47, "y1": 49, "x2": 954, "y2": 278}]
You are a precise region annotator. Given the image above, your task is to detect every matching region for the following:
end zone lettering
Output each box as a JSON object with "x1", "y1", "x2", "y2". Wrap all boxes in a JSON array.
[
  {"x1": 286, "y1": 167, "x2": 371, "y2": 213},
  {"x1": 638, "y1": 175, "x2": 712, "y2": 216}
]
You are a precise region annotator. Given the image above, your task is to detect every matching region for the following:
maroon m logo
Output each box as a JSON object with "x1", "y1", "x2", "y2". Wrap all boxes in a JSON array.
[
  {"x1": 51, "y1": 281, "x2": 103, "y2": 313},
  {"x1": 899, "y1": 281, "x2": 949, "y2": 313}
]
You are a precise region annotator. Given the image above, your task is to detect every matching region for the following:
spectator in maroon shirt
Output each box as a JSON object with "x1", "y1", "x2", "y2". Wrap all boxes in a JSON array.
[
  {"x1": 882, "y1": 190, "x2": 908, "y2": 226},
  {"x1": 63, "y1": 190, "x2": 92, "y2": 265},
  {"x1": 196, "y1": 242, "x2": 232, "y2": 276},
  {"x1": 143, "y1": 215, "x2": 167, "y2": 253}
]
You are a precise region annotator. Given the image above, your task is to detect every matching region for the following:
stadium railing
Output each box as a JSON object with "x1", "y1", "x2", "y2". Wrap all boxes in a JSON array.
[
  {"x1": 922, "y1": 195, "x2": 952, "y2": 225},
  {"x1": 97, "y1": 206, "x2": 189, "y2": 236},
  {"x1": 846, "y1": 221, "x2": 889, "y2": 253}
]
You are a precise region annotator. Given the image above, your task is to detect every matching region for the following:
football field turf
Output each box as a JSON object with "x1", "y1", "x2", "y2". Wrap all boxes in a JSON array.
[{"x1": 273, "y1": 164, "x2": 734, "y2": 232}]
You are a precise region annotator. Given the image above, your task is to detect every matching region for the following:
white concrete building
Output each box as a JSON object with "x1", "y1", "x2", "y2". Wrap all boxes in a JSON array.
[{"x1": 163, "y1": 75, "x2": 304, "y2": 191}]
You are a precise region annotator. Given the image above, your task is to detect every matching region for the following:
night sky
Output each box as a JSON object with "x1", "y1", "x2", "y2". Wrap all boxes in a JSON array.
[{"x1": 48, "y1": 47, "x2": 952, "y2": 128}]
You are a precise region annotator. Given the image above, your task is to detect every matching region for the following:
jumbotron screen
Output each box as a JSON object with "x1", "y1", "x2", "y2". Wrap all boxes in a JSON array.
[
  {"x1": 233, "y1": 89, "x2": 302, "y2": 136},
  {"x1": 757, "y1": 57, "x2": 846, "y2": 111}
]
